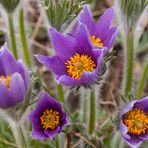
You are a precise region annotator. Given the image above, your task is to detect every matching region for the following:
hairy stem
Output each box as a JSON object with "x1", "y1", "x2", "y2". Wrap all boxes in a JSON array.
[
  {"x1": 55, "y1": 135, "x2": 59, "y2": 148},
  {"x1": 13, "y1": 124, "x2": 27, "y2": 148},
  {"x1": 8, "y1": 13, "x2": 18, "y2": 59},
  {"x1": 0, "y1": 110, "x2": 27, "y2": 148},
  {"x1": 124, "y1": 31, "x2": 134, "y2": 96},
  {"x1": 136, "y1": 61, "x2": 148, "y2": 98},
  {"x1": 57, "y1": 84, "x2": 64, "y2": 102},
  {"x1": 88, "y1": 89, "x2": 96, "y2": 135},
  {"x1": 83, "y1": 92, "x2": 88, "y2": 123},
  {"x1": 19, "y1": 8, "x2": 31, "y2": 67}
]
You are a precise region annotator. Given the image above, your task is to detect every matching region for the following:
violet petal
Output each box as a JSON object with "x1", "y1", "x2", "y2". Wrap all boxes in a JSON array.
[
  {"x1": 96, "y1": 8, "x2": 115, "y2": 39},
  {"x1": 0, "y1": 45, "x2": 18, "y2": 75},
  {"x1": 103, "y1": 27, "x2": 118, "y2": 49},
  {"x1": 9, "y1": 73, "x2": 26, "y2": 103},
  {"x1": 36, "y1": 54, "x2": 67, "y2": 75},
  {"x1": 0, "y1": 81, "x2": 14, "y2": 108},
  {"x1": 75, "y1": 24, "x2": 94, "y2": 57},
  {"x1": 49, "y1": 28, "x2": 75, "y2": 61},
  {"x1": 79, "y1": 5, "x2": 95, "y2": 35},
  {"x1": 133, "y1": 97, "x2": 148, "y2": 114}
]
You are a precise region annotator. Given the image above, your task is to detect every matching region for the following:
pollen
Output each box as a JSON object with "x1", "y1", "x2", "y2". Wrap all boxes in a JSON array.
[
  {"x1": 65, "y1": 53, "x2": 96, "y2": 79},
  {"x1": 123, "y1": 109, "x2": 148, "y2": 135},
  {"x1": 40, "y1": 109, "x2": 60, "y2": 130},
  {"x1": 91, "y1": 35, "x2": 104, "y2": 47},
  {"x1": 0, "y1": 75, "x2": 11, "y2": 89}
]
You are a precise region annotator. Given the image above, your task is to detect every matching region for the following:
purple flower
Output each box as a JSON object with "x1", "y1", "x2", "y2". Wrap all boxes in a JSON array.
[
  {"x1": 0, "y1": 44, "x2": 29, "y2": 109},
  {"x1": 29, "y1": 92, "x2": 68, "y2": 140},
  {"x1": 120, "y1": 96, "x2": 148, "y2": 148},
  {"x1": 36, "y1": 24, "x2": 104, "y2": 87},
  {"x1": 72, "y1": 5, "x2": 118, "y2": 53}
]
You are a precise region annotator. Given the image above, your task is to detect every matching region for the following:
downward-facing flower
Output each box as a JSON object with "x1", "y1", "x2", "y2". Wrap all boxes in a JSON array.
[
  {"x1": 0, "y1": 44, "x2": 28, "y2": 109},
  {"x1": 29, "y1": 92, "x2": 68, "y2": 140},
  {"x1": 36, "y1": 24, "x2": 104, "y2": 87},
  {"x1": 120, "y1": 96, "x2": 148, "y2": 148},
  {"x1": 73, "y1": 5, "x2": 118, "y2": 52}
]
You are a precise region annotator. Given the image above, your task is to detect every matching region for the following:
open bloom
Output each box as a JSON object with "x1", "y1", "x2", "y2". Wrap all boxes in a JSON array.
[
  {"x1": 29, "y1": 92, "x2": 68, "y2": 140},
  {"x1": 120, "y1": 96, "x2": 148, "y2": 148},
  {"x1": 0, "y1": 44, "x2": 28, "y2": 109},
  {"x1": 72, "y1": 5, "x2": 118, "y2": 53},
  {"x1": 37, "y1": 24, "x2": 104, "y2": 87}
]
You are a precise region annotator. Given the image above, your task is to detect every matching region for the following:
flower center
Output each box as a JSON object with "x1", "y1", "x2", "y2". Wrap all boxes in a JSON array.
[
  {"x1": 91, "y1": 35, "x2": 104, "y2": 47},
  {"x1": 123, "y1": 109, "x2": 148, "y2": 135},
  {"x1": 65, "y1": 53, "x2": 96, "y2": 79},
  {"x1": 40, "y1": 109, "x2": 60, "y2": 130},
  {"x1": 0, "y1": 75, "x2": 11, "y2": 89}
]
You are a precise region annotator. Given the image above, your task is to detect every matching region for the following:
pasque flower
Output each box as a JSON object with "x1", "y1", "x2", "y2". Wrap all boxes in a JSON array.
[
  {"x1": 72, "y1": 5, "x2": 118, "y2": 53},
  {"x1": 0, "y1": 44, "x2": 28, "y2": 109},
  {"x1": 120, "y1": 96, "x2": 148, "y2": 148},
  {"x1": 29, "y1": 92, "x2": 68, "y2": 140},
  {"x1": 37, "y1": 24, "x2": 104, "y2": 87}
]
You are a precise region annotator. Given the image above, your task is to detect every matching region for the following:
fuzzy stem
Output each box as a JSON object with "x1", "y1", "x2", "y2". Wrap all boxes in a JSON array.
[
  {"x1": 57, "y1": 84, "x2": 64, "y2": 102},
  {"x1": 19, "y1": 8, "x2": 31, "y2": 67},
  {"x1": 83, "y1": 92, "x2": 88, "y2": 123},
  {"x1": 124, "y1": 31, "x2": 134, "y2": 96},
  {"x1": 136, "y1": 61, "x2": 148, "y2": 98},
  {"x1": 88, "y1": 89, "x2": 96, "y2": 135},
  {"x1": 55, "y1": 135, "x2": 59, "y2": 148},
  {"x1": 13, "y1": 124, "x2": 28, "y2": 148},
  {"x1": 8, "y1": 13, "x2": 18, "y2": 59},
  {"x1": 0, "y1": 110, "x2": 27, "y2": 148}
]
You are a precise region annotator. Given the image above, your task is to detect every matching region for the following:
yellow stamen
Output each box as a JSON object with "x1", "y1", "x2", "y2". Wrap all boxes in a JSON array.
[
  {"x1": 65, "y1": 53, "x2": 96, "y2": 79},
  {"x1": 91, "y1": 35, "x2": 104, "y2": 47},
  {"x1": 40, "y1": 109, "x2": 60, "y2": 130},
  {"x1": 123, "y1": 109, "x2": 148, "y2": 135},
  {"x1": 0, "y1": 75, "x2": 11, "y2": 89}
]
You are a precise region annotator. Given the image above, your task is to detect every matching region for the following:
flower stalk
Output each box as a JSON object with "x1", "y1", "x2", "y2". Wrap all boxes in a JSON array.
[
  {"x1": 19, "y1": 8, "x2": 31, "y2": 67},
  {"x1": 88, "y1": 89, "x2": 96, "y2": 135},
  {"x1": 8, "y1": 13, "x2": 18, "y2": 59},
  {"x1": 12, "y1": 123, "x2": 28, "y2": 148},
  {"x1": 124, "y1": 31, "x2": 134, "y2": 96},
  {"x1": 136, "y1": 61, "x2": 148, "y2": 98},
  {"x1": 83, "y1": 92, "x2": 88, "y2": 123},
  {"x1": 55, "y1": 135, "x2": 59, "y2": 148},
  {"x1": 57, "y1": 84, "x2": 65, "y2": 102},
  {"x1": 0, "y1": 110, "x2": 27, "y2": 148}
]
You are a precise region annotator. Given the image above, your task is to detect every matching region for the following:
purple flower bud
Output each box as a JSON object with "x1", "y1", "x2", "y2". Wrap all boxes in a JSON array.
[{"x1": 0, "y1": 44, "x2": 29, "y2": 109}]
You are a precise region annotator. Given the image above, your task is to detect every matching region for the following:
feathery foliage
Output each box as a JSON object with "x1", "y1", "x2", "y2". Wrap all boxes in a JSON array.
[
  {"x1": 0, "y1": 0, "x2": 20, "y2": 13},
  {"x1": 40, "y1": 0, "x2": 86, "y2": 31},
  {"x1": 117, "y1": 0, "x2": 148, "y2": 29}
]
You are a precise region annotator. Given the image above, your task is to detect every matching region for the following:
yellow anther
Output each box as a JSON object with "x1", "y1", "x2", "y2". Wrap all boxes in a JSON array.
[
  {"x1": 65, "y1": 53, "x2": 96, "y2": 79},
  {"x1": 0, "y1": 75, "x2": 11, "y2": 89},
  {"x1": 123, "y1": 109, "x2": 148, "y2": 135},
  {"x1": 40, "y1": 109, "x2": 60, "y2": 130},
  {"x1": 91, "y1": 35, "x2": 104, "y2": 47}
]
